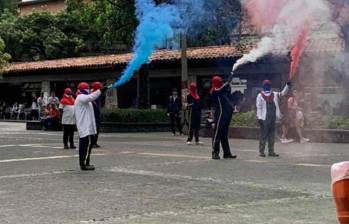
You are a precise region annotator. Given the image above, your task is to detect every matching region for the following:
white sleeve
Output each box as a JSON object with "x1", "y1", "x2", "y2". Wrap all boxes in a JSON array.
[
  {"x1": 59, "y1": 104, "x2": 64, "y2": 110},
  {"x1": 256, "y1": 94, "x2": 263, "y2": 120},
  {"x1": 77, "y1": 90, "x2": 101, "y2": 104}
]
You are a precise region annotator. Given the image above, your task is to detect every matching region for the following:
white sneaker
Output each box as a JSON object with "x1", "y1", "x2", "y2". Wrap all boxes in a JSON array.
[
  {"x1": 196, "y1": 141, "x2": 204, "y2": 145},
  {"x1": 281, "y1": 138, "x2": 294, "y2": 144},
  {"x1": 300, "y1": 138, "x2": 310, "y2": 144},
  {"x1": 187, "y1": 141, "x2": 193, "y2": 145}
]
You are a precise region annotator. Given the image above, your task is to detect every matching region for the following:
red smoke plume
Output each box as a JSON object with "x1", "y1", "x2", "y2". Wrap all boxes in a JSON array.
[{"x1": 289, "y1": 22, "x2": 310, "y2": 80}]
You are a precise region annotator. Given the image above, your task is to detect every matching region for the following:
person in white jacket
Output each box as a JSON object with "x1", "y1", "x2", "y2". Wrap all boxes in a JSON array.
[
  {"x1": 75, "y1": 82, "x2": 107, "y2": 171},
  {"x1": 59, "y1": 88, "x2": 76, "y2": 149},
  {"x1": 256, "y1": 80, "x2": 291, "y2": 157}
]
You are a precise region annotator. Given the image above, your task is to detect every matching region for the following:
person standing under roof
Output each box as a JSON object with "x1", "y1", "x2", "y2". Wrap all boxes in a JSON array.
[{"x1": 167, "y1": 88, "x2": 183, "y2": 136}]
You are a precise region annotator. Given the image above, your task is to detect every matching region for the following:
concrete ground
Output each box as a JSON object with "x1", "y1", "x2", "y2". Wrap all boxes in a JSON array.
[{"x1": 0, "y1": 122, "x2": 345, "y2": 224}]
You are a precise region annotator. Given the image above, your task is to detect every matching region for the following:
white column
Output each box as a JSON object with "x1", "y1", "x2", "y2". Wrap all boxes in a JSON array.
[
  {"x1": 105, "y1": 79, "x2": 118, "y2": 109},
  {"x1": 41, "y1": 81, "x2": 50, "y2": 102}
]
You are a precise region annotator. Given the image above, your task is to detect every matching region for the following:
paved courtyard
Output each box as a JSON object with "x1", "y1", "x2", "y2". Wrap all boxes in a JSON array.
[{"x1": 0, "y1": 122, "x2": 346, "y2": 224}]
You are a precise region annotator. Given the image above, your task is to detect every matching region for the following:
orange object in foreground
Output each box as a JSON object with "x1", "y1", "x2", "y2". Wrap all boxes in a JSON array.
[{"x1": 332, "y1": 162, "x2": 349, "y2": 224}]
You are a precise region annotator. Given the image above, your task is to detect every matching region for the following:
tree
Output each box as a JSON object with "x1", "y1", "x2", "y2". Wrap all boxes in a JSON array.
[
  {"x1": 0, "y1": 37, "x2": 11, "y2": 74},
  {"x1": 0, "y1": 0, "x2": 17, "y2": 14},
  {"x1": 0, "y1": 0, "x2": 241, "y2": 62},
  {"x1": 187, "y1": 0, "x2": 241, "y2": 47}
]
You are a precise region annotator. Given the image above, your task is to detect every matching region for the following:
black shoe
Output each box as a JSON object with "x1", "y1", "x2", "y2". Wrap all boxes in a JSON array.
[
  {"x1": 259, "y1": 153, "x2": 266, "y2": 157},
  {"x1": 70, "y1": 145, "x2": 76, "y2": 149},
  {"x1": 64, "y1": 145, "x2": 69, "y2": 149},
  {"x1": 93, "y1": 144, "x2": 101, "y2": 148},
  {"x1": 212, "y1": 153, "x2": 220, "y2": 160},
  {"x1": 223, "y1": 154, "x2": 237, "y2": 159},
  {"x1": 80, "y1": 165, "x2": 95, "y2": 171},
  {"x1": 268, "y1": 153, "x2": 279, "y2": 157}
]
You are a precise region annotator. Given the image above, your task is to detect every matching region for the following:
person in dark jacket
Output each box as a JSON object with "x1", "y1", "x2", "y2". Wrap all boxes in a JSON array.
[
  {"x1": 167, "y1": 88, "x2": 182, "y2": 136},
  {"x1": 186, "y1": 83, "x2": 202, "y2": 145},
  {"x1": 91, "y1": 82, "x2": 103, "y2": 148},
  {"x1": 210, "y1": 76, "x2": 237, "y2": 160}
]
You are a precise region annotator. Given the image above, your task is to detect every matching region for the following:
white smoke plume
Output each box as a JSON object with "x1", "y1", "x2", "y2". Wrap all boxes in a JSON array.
[{"x1": 232, "y1": 0, "x2": 336, "y2": 72}]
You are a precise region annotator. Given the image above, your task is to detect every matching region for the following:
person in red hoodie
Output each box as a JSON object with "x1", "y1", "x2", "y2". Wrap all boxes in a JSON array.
[
  {"x1": 186, "y1": 83, "x2": 203, "y2": 145},
  {"x1": 47, "y1": 103, "x2": 61, "y2": 130},
  {"x1": 59, "y1": 88, "x2": 76, "y2": 149}
]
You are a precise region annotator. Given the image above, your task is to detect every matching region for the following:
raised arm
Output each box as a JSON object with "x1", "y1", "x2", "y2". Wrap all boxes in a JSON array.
[
  {"x1": 280, "y1": 82, "x2": 291, "y2": 97},
  {"x1": 78, "y1": 90, "x2": 101, "y2": 104}
]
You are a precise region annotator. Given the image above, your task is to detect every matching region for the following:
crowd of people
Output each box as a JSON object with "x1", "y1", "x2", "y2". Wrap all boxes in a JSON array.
[
  {"x1": 167, "y1": 75, "x2": 309, "y2": 160},
  {"x1": 8, "y1": 81, "x2": 109, "y2": 171},
  {"x1": 0, "y1": 76, "x2": 311, "y2": 169},
  {"x1": 49, "y1": 82, "x2": 107, "y2": 170}
]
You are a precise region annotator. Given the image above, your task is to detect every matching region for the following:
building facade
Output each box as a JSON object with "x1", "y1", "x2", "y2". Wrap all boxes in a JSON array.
[
  {"x1": 3, "y1": 45, "x2": 289, "y2": 109},
  {"x1": 18, "y1": 0, "x2": 66, "y2": 16}
]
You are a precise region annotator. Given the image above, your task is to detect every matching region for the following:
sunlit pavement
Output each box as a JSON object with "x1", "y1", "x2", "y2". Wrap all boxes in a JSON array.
[{"x1": 0, "y1": 122, "x2": 346, "y2": 224}]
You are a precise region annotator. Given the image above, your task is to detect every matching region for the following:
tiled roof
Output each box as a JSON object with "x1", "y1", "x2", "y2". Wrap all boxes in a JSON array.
[
  {"x1": 6, "y1": 45, "x2": 241, "y2": 74},
  {"x1": 18, "y1": 0, "x2": 64, "y2": 6}
]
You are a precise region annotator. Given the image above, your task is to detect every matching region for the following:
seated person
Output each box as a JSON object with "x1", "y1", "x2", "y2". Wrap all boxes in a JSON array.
[{"x1": 42, "y1": 104, "x2": 61, "y2": 130}]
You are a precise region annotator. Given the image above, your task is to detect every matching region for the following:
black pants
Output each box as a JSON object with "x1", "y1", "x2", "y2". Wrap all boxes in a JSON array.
[
  {"x1": 94, "y1": 125, "x2": 100, "y2": 145},
  {"x1": 212, "y1": 114, "x2": 233, "y2": 156},
  {"x1": 63, "y1": 124, "x2": 75, "y2": 147},
  {"x1": 170, "y1": 113, "x2": 182, "y2": 135},
  {"x1": 259, "y1": 120, "x2": 276, "y2": 154},
  {"x1": 31, "y1": 109, "x2": 39, "y2": 120},
  {"x1": 79, "y1": 135, "x2": 94, "y2": 167},
  {"x1": 187, "y1": 128, "x2": 199, "y2": 142}
]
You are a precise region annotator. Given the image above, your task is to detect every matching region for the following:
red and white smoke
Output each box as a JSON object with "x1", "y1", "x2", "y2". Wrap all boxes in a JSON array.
[{"x1": 232, "y1": 0, "x2": 336, "y2": 78}]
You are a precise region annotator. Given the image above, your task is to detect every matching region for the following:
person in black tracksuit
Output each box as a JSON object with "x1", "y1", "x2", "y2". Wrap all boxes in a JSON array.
[
  {"x1": 167, "y1": 88, "x2": 182, "y2": 136},
  {"x1": 210, "y1": 76, "x2": 237, "y2": 160},
  {"x1": 91, "y1": 82, "x2": 103, "y2": 148},
  {"x1": 186, "y1": 83, "x2": 202, "y2": 145}
]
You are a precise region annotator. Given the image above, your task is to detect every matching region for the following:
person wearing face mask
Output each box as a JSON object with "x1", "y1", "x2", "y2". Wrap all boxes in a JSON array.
[
  {"x1": 210, "y1": 76, "x2": 238, "y2": 160},
  {"x1": 167, "y1": 88, "x2": 183, "y2": 136},
  {"x1": 74, "y1": 82, "x2": 107, "y2": 171},
  {"x1": 186, "y1": 83, "x2": 203, "y2": 145},
  {"x1": 256, "y1": 80, "x2": 291, "y2": 157},
  {"x1": 59, "y1": 88, "x2": 76, "y2": 149}
]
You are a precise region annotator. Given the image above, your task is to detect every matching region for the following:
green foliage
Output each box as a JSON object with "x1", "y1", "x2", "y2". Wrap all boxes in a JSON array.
[
  {"x1": 0, "y1": 0, "x2": 241, "y2": 62},
  {"x1": 188, "y1": 0, "x2": 241, "y2": 47},
  {"x1": 0, "y1": 37, "x2": 11, "y2": 74},
  {"x1": 231, "y1": 111, "x2": 258, "y2": 127},
  {"x1": 0, "y1": 0, "x2": 137, "y2": 61},
  {"x1": 230, "y1": 112, "x2": 349, "y2": 130},
  {"x1": 305, "y1": 113, "x2": 349, "y2": 130},
  {"x1": 101, "y1": 109, "x2": 168, "y2": 123},
  {"x1": 0, "y1": 0, "x2": 17, "y2": 13}
]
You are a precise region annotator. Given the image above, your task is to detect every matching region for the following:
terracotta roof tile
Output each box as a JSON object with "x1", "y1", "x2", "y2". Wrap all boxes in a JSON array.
[{"x1": 6, "y1": 45, "x2": 241, "y2": 74}]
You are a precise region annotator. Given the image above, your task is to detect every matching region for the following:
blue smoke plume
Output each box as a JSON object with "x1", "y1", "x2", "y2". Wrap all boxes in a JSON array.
[
  {"x1": 112, "y1": 0, "x2": 239, "y2": 88},
  {"x1": 113, "y1": 0, "x2": 182, "y2": 88}
]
